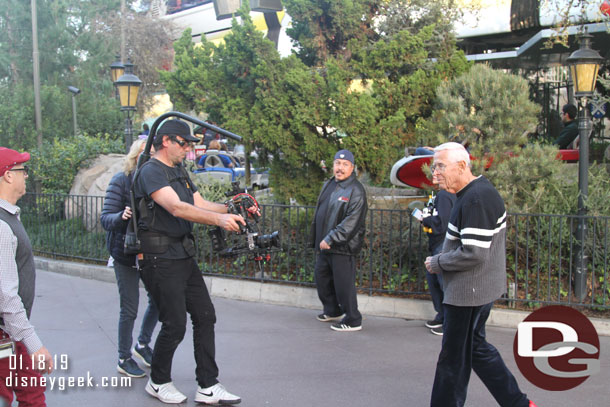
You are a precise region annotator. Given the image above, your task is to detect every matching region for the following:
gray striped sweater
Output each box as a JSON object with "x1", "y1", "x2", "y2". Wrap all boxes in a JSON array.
[{"x1": 428, "y1": 176, "x2": 507, "y2": 306}]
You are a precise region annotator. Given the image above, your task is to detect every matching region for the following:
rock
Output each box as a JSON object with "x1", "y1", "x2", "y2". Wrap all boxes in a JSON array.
[{"x1": 65, "y1": 154, "x2": 125, "y2": 232}]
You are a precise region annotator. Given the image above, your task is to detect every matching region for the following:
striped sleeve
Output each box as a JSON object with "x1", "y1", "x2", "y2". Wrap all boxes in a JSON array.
[
  {"x1": 460, "y1": 211, "x2": 506, "y2": 249},
  {"x1": 433, "y1": 183, "x2": 506, "y2": 273}
]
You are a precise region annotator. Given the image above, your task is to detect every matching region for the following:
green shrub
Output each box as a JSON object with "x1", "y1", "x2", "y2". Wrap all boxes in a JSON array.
[
  {"x1": 29, "y1": 134, "x2": 123, "y2": 194},
  {"x1": 190, "y1": 177, "x2": 230, "y2": 203}
]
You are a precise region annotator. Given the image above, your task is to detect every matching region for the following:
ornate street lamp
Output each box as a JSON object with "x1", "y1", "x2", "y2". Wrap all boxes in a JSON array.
[
  {"x1": 110, "y1": 54, "x2": 124, "y2": 100},
  {"x1": 114, "y1": 58, "x2": 142, "y2": 152},
  {"x1": 110, "y1": 54, "x2": 125, "y2": 83},
  {"x1": 566, "y1": 28, "x2": 604, "y2": 301}
]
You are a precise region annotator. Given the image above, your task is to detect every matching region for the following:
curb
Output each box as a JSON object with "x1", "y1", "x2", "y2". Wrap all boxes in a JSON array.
[{"x1": 34, "y1": 257, "x2": 610, "y2": 336}]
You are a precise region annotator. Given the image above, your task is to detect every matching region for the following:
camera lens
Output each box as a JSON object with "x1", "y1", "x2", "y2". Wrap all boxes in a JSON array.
[{"x1": 256, "y1": 231, "x2": 280, "y2": 249}]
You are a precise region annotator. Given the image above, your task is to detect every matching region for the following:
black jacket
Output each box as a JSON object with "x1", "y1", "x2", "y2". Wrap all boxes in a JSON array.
[
  {"x1": 553, "y1": 120, "x2": 578, "y2": 149},
  {"x1": 422, "y1": 190, "x2": 456, "y2": 252},
  {"x1": 100, "y1": 171, "x2": 135, "y2": 266},
  {"x1": 310, "y1": 173, "x2": 368, "y2": 255}
]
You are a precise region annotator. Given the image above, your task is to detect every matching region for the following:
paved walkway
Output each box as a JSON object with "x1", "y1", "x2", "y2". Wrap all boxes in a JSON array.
[{"x1": 30, "y1": 270, "x2": 609, "y2": 407}]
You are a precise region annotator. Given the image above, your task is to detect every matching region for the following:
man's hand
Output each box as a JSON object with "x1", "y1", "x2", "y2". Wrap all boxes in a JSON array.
[
  {"x1": 32, "y1": 346, "x2": 54, "y2": 374},
  {"x1": 218, "y1": 213, "x2": 245, "y2": 232},
  {"x1": 319, "y1": 240, "x2": 331, "y2": 250},
  {"x1": 425, "y1": 256, "x2": 435, "y2": 273}
]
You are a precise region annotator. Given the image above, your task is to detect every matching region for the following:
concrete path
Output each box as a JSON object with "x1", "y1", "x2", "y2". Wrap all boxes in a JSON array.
[{"x1": 29, "y1": 270, "x2": 609, "y2": 407}]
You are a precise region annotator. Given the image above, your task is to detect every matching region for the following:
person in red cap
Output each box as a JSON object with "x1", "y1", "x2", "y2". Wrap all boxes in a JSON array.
[{"x1": 0, "y1": 147, "x2": 54, "y2": 406}]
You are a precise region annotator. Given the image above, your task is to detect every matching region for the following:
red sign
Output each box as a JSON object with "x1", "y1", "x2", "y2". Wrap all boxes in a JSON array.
[{"x1": 601, "y1": 0, "x2": 610, "y2": 17}]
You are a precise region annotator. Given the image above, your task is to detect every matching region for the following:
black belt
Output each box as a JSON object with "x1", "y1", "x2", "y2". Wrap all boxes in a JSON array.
[
  {"x1": 139, "y1": 231, "x2": 194, "y2": 256},
  {"x1": 140, "y1": 231, "x2": 182, "y2": 245}
]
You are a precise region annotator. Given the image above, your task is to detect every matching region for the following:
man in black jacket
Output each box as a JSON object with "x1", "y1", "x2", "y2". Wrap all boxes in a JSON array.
[
  {"x1": 311, "y1": 149, "x2": 367, "y2": 332},
  {"x1": 421, "y1": 185, "x2": 455, "y2": 336}
]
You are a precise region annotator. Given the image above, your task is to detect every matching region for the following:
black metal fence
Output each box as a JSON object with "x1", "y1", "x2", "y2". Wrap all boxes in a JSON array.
[{"x1": 20, "y1": 193, "x2": 610, "y2": 310}]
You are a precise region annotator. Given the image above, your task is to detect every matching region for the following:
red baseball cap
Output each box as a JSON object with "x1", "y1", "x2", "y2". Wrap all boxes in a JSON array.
[{"x1": 0, "y1": 147, "x2": 30, "y2": 176}]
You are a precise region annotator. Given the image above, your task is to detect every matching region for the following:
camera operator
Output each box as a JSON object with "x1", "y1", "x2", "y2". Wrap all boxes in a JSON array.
[{"x1": 134, "y1": 120, "x2": 244, "y2": 405}]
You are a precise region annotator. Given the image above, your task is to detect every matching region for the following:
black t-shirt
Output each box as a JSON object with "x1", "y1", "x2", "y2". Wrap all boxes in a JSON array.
[{"x1": 134, "y1": 158, "x2": 199, "y2": 259}]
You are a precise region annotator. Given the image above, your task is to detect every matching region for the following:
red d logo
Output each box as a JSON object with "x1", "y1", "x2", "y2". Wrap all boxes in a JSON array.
[{"x1": 513, "y1": 305, "x2": 600, "y2": 391}]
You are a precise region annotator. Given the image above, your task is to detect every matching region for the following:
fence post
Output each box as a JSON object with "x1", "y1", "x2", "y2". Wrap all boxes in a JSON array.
[{"x1": 574, "y1": 216, "x2": 588, "y2": 302}]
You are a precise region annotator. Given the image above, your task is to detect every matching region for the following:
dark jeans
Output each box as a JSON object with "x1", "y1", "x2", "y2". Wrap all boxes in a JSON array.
[
  {"x1": 426, "y1": 245, "x2": 444, "y2": 322},
  {"x1": 140, "y1": 256, "x2": 219, "y2": 388},
  {"x1": 314, "y1": 252, "x2": 362, "y2": 326},
  {"x1": 114, "y1": 261, "x2": 159, "y2": 360},
  {"x1": 430, "y1": 302, "x2": 529, "y2": 407}
]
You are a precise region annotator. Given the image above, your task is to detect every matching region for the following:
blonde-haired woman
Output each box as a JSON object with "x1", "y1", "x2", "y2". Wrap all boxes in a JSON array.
[{"x1": 100, "y1": 139, "x2": 158, "y2": 378}]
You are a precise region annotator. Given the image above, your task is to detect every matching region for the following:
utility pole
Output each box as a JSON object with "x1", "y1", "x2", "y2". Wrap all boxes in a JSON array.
[
  {"x1": 31, "y1": 0, "x2": 43, "y2": 148},
  {"x1": 121, "y1": 0, "x2": 126, "y2": 61}
]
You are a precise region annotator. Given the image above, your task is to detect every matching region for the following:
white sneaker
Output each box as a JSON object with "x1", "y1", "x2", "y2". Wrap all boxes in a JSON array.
[
  {"x1": 330, "y1": 323, "x2": 362, "y2": 332},
  {"x1": 145, "y1": 379, "x2": 187, "y2": 404},
  {"x1": 194, "y1": 383, "x2": 241, "y2": 405}
]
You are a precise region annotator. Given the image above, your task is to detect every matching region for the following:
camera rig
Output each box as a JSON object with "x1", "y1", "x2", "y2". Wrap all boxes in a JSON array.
[
  {"x1": 128, "y1": 111, "x2": 280, "y2": 271},
  {"x1": 208, "y1": 182, "x2": 281, "y2": 271}
]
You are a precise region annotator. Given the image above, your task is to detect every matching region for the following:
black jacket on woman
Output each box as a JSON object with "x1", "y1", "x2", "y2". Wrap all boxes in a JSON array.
[{"x1": 100, "y1": 171, "x2": 135, "y2": 267}]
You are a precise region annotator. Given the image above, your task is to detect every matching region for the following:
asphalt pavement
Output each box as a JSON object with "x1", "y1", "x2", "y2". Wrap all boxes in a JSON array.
[{"x1": 29, "y1": 270, "x2": 610, "y2": 407}]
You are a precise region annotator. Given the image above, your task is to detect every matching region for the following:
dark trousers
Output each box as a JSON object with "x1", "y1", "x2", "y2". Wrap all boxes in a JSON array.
[
  {"x1": 430, "y1": 302, "x2": 528, "y2": 407},
  {"x1": 114, "y1": 261, "x2": 159, "y2": 360},
  {"x1": 140, "y1": 256, "x2": 219, "y2": 388},
  {"x1": 314, "y1": 252, "x2": 362, "y2": 326},
  {"x1": 426, "y1": 245, "x2": 444, "y2": 322}
]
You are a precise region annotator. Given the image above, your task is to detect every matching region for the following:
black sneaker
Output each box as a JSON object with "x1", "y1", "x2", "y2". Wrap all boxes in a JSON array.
[
  {"x1": 330, "y1": 323, "x2": 362, "y2": 332},
  {"x1": 316, "y1": 313, "x2": 344, "y2": 322},
  {"x1": 430, "y1": 326, "x2": 443, "y2": 336},
  {"x1": 425, "y1": 319, "x2": 443, "y2": 329},
  {"x1": 117, "y1": 357, "x2": 146, "y2": 378},
  {"x1": 133, "y1": 344, "x2": 153, "y2": 367}
]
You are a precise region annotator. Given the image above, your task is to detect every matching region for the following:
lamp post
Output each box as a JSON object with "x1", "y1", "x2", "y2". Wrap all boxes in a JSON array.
[
  {"x1": 113, "y1": 58, "x2": 141, "y2": 152},
  {"x1": 566, "y1": 28, "x2": 604, "y2": 301},
  {"x1": 67, "y1": 86, "x2": 80, "y2": 137}
]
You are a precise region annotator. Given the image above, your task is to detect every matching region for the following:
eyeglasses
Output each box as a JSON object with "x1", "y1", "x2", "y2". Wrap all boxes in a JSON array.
[
  {"x1": 430, "y1": 162, "x2": 448, "y2": 174},
  {"x1": 9, "y1": 165, "x2": 29, "y2": 176},
  {"x1": 170, "y1": 136, "x2": 192, "y2": 148}
]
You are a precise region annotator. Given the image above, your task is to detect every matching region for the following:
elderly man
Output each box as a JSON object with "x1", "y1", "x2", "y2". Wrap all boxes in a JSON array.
[
  {"x1": 134, "y1": 120, "x2": 245, "y2": 404},
  {"x1": 0, "y1": 147, "x2": 53, "y2": 406},
  {"x1": 311, "y1": 149, "x2": 367, "y2": 332},
  {"x1": 425, "y1": 142, "x2": 536, "y2": 407}
]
